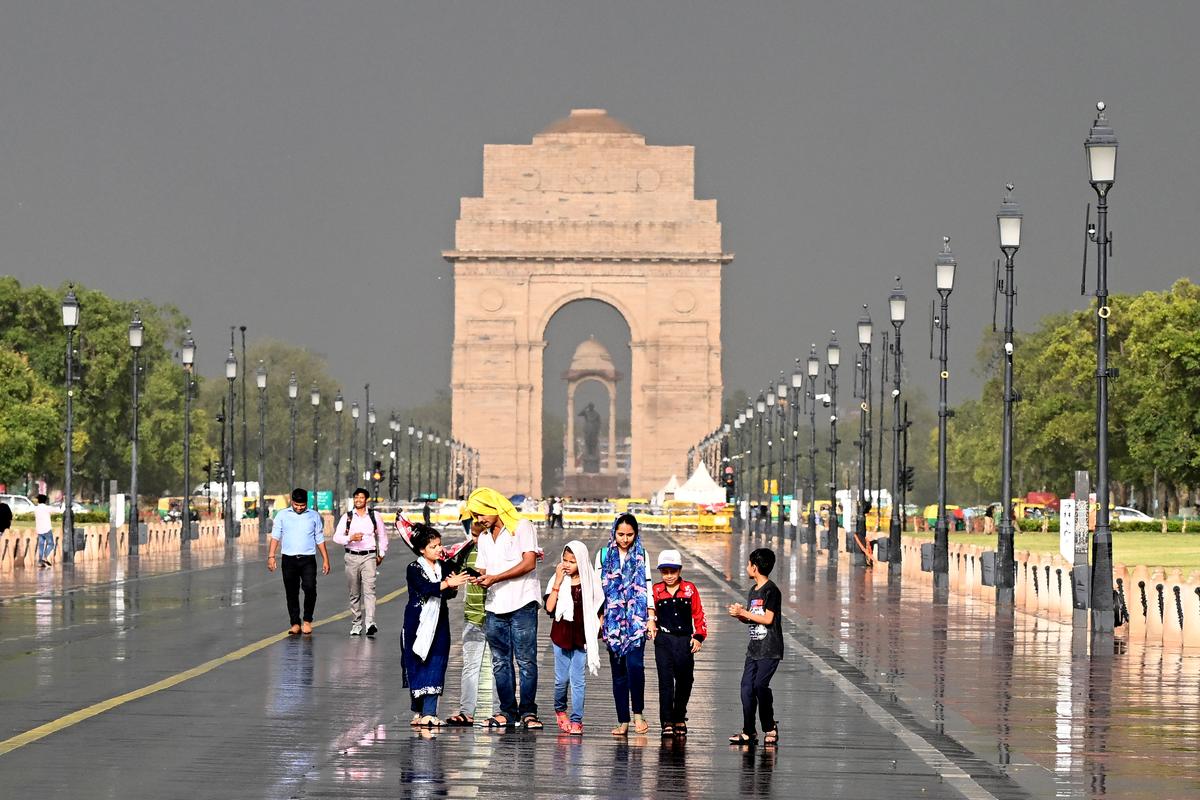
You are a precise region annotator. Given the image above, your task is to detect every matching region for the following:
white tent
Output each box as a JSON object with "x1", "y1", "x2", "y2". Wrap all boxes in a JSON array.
[
  {"x1": 654, "y1": 474, "x2": 680, "y2": 505},
  {"x1": 674, "y1": 462, "x2": 726, "y2": 505}
]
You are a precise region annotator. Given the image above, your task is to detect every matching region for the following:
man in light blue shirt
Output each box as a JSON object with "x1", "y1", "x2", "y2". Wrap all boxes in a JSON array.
[{"x1": 267, "y1": 488, "x2": 330, "y2": 634}]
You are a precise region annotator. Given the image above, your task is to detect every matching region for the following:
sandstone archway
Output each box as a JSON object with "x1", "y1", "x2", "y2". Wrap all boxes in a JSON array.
[{"x1": 446, "y1": 109, "x2": 731, "y2": 497}]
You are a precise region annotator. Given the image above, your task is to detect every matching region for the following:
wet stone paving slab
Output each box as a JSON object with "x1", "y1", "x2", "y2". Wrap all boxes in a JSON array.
[{"x1": 0, "y1": 526, "x2": 1195, "y2": 798}]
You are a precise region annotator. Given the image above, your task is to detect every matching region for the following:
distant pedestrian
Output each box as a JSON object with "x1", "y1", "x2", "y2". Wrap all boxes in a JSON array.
[
  {"x1": 552, "y1": 497, "x2": 564, "y2": 529},
  {"x1": 402, "y1": 524, "x2": 469, "y2": 727},
  {"x1": 267, "y1": 488, "x2": 330, "y2": 635},
  {"x1": 332, "y1": 488, "x2": 389, "y2": 636},
  {"x1": 465, "y1": 487, "x2": 544, "y2": 730},
  {"x1": 544, "y1": 540, "x2": 603, "y2": 735},
  {"x1": 34, "y1": 494, "x2": 54, "y2": 568},
  {"x1": 727, "y1": 547, "x2": 782, "y2": 746},
  {"x1": 596, "y1": 513, "x2": 653, "y2": 735},
  {"x1": 651, "y1": 549, "x2": 707, "y2": 737},
  {"x1": 422, "y1": 499, "x2": 432, "y2": 526}
]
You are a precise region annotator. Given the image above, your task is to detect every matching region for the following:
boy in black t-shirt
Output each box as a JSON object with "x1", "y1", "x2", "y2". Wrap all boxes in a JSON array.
[{"x1": 727, "y1": 548, "x2": 782, "y2": 745}]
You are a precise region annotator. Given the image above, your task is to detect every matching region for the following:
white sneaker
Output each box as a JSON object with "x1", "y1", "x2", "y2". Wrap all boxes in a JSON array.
[{"x1": 350, "y1": 623, "x2": 363, "y2": 636}]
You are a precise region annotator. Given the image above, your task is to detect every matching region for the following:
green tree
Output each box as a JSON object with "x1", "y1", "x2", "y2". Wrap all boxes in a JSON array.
[{"x1": 0, "y1": 346, "x2": 60, "y2": 485}]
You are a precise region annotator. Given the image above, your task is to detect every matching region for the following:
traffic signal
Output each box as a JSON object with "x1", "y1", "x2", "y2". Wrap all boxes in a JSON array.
[{"x1": 903, "y1": 466, "x2": 915, "y2": 492}]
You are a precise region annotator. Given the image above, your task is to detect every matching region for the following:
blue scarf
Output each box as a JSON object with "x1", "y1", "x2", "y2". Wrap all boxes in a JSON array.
[{"x1": 599, "y1": 518, "x2": 648, "y2": 656}]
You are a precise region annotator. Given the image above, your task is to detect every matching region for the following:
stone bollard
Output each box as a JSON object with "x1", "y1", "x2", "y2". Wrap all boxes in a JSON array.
[
  {"x1": 1163, "y1": 569, "x2": 1186, "y2": 647},
  {"x1": 1146, "y1": 570, "x2": 1166, "y2": 645},
  {"x1": 1126, "y1": 566, "x2": 1150, "y2": 644},
  {"x1": 1183, "y1": 582, "x2": 1200, "y2": 649}
]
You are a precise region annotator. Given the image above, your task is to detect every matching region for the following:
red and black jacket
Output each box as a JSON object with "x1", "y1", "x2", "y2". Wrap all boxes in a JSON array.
[{"x1": 652, "y1": 580, "x2": 708, "y2": 642}]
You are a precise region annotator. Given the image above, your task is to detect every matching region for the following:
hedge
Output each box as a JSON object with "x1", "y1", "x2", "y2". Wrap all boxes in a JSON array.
[{"x1": 1015, "y1": 518, "x2": 1196, "y2": 533}]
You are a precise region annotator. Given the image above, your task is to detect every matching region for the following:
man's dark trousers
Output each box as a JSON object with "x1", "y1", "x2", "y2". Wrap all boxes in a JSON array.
[{"x1": 281, "y1": 554, "x2": 318, "y2": 625}]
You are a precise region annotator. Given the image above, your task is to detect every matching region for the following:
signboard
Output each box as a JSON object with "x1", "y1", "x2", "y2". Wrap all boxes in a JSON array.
[{"x1": 1059, "y1": 499, "x2": 1076, "y2": 562}]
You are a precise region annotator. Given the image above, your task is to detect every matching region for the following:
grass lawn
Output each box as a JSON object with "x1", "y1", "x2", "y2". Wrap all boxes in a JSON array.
[{"x1": 942, "y1": 531, "x2": 1200, "y2": 573}]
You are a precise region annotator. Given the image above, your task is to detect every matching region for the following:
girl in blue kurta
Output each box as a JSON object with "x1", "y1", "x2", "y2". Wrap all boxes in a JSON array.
[{"x1": 403, "y1": 524, "x2": 469, "y2": 727}]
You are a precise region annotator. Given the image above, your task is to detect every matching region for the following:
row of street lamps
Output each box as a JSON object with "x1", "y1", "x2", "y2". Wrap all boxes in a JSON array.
[
  {"x1": 689, "y1": 103, "x2": 1119, "y2": 634},
  {"x1": 54, "y1": 307, "x2": 481, "y2": 557}
]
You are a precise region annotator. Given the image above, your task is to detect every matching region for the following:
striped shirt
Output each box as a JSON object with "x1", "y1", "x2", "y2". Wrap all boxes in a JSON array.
[{"x1": 463, "y1": 547, "x2": 486, "y2": 626}]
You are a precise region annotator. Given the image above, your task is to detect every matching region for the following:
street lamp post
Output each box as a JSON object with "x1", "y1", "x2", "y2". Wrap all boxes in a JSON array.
[
  {"x1": 287, "y1": 373, "x2": 299, "y2": 489},
  {"x1": 826, "y1": 333, "x2": 841, "y2": 557},
  {"x1": 388, "y1": 416, "x2": 399, "y2": 502},
  {"x1": 755, "y1": 395, "x2": 766, "y2": 534},
  {"x1": 61, "y1": 288, "x2": 80, "y2": 564},
  {"x1": 415, "y1": 429, "x2": 424, "y2": 500},
  {"x1": 182, "y1": 332, "x2": 196, "y2": 548},
  {"x1": 1086, "y1": 102, "x2": 1119, "y2": 633},
  {"x1": 790, "y1": 365, "x2": 804, "y2": 540},
  {"x1": 888, "y1": 278, "x2": 907, "y2": 568},
  {"x1": 128, "y1": 310, "x2": 144, "y2": 554},
  {"x1": 854, "y1": 307, "x2": 872, "y2": 566},
  {"x1": 775, "y1": 379, "x2": 788, "y2": 539},
  {"x1": 310, "y1": 384, "x2": 321, "y2": 502},
  {"x1": 444, "y1": 437, "x2": 452, "y2": 499},
  {"x1": 334, "y1": 391, "x2": 344, "y2": 511},
  {"x1": 350, "y1": 402, "x2": 360, "y2": 492},
  {"x1": 256, "y1": 361, "x2": 267, "y2": 538},
  {"x1": 996, "y1": 186, "x2": 1023, "y2": 605},
  {"x1": 367, "y1": 404, "x2": 377, "y2": 500},
  {"x1": 225, "y1": 350, "x2": 238, "y2": 539},
  {"x1": 933, "y1": 237, "x2": 957, "y2": 589},
  {"x1": 806, "y1": 346, "x2": 820, "y2": 547},
  {"x1": 433, "y1": 435, "x2": 442, "y2": 500},
  {"x1": 406, "y1": 422, "x2": 415, "y2": 501},
  {"x1": 765, "y1": 390, "x2": 777, "y2": 537},
  {"x1": 240, "y1": 326, "x2": 248, "y2": 516}
]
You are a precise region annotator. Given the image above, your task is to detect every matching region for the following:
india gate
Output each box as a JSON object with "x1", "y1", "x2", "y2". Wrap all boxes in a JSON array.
[{"x1": 446, "y1": 108, "x2": 731, "y2": 497}]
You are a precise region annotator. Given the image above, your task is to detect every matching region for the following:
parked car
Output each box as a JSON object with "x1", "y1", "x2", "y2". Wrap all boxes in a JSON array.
[
  {"x1": 0, "y1": 494, "x2": 36, "y2": 515},
  {"x1": 1114, "y1": 506, "x2": 1153, "y2": 523}
]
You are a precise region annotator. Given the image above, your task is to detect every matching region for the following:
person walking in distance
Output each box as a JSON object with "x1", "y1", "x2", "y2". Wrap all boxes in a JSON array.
[
  {"x1": 596, "y1": 513, "x2": 654, "y2": 735},
  {"x1": 34, "y1": 494, "x2": 54, "y2": 568},
  {"x1": 267, "y1": 488, "x2": 331, "y2": 635},
  {"x1": 465, "y1": 488, "x2": 545, "y2": 730},
  {"x1": 332, "y1": 488, "x2": 389, "y2": 636}
]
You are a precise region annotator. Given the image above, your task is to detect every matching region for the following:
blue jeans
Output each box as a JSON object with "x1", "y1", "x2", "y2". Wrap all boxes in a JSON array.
[
  {"x1": 553, "y1": 644, "x2": 587, "y2": 723},
  {"x1": 36, "y1": 532, "x2": 55, "y2": 562},
  {"x1": 608, "y1": 641, "x2": 646, "y2": 724},
  {"x1": 484, "y1": 602, "x2": 539, "y2": 721},
  {"x1": 411, "y1": 692, "x2": 439, "y2": 716}
]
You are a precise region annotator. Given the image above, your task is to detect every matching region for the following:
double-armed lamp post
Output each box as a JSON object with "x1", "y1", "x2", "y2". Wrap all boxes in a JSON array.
[
  {"x1": 182, "y1": 332, "x2": 196, "y2": 548},
  {"x1": 888, "y1": 279, "x2": 906, "y2": 568},
  {"x1": 1086, "y1": 102, "x2": 1119, "y2": 633},
  {"x1": 932, "y1": 238, "x2": 957, "y2": 588},
  {"x1": 996, "y1": 186, "x2": 1023, "y2": 604},
  {"x1": 128, "y1": 311, "x2": 144, "y2": 554}
]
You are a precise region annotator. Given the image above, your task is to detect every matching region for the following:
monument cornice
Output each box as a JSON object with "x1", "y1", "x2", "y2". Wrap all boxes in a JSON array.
[{"x1": 442, "y1": 250, "x2": 733, "y2": 264}]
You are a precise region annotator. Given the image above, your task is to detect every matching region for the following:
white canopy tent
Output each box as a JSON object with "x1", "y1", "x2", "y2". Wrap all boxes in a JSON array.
[
  {"x1": 654, "y1": 474, "x2": 680, "y2": 505},
  {"x1": 674, "y1": 462, "x2": 726, "y2": 506}
]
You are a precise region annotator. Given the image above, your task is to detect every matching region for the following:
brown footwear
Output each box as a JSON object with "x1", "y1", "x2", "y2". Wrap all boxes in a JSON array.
[
  {"x1": 301, "y1": 621, "x2": 313, "y2": 635},
  {"x1": 288, "y1": 624, "x2": 302, "y2": 635}
]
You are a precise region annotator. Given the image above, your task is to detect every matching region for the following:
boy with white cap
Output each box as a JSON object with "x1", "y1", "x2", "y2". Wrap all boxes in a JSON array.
[{"x1": 649, "y1": 548, "x2": 707, "y2": 736}]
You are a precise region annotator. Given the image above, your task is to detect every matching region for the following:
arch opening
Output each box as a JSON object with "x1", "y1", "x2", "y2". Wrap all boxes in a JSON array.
[{"x1": 541, "y1": 299, "x2": 632, "y2": 498}]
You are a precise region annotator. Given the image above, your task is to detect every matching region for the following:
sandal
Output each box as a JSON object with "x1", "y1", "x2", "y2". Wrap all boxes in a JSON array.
[
  {"x1": 674, "y1": 722, "x2": 687, "y2": 737},
  {"x1": 661, "y1": 724, "x2": 675, "y2": 737},
  {"x1": 445, "y1": 714, "x2": 473, "y2": 727},
  {"x1": 410, "y1": 714, "x2": 423, "y2": 727},
  {"x1": 521, "y1": 715, "x2": 544, "y2": 730},
  {"x1": 764, "y1": 725, "x2": 779, "y2": 745},
  {"x1": 555, "y1": 711, "x2": 570, "y2": 733},
  {"x1": 611, "y1": 722, "x2": 629, "y2": 737},
  {"x1": 728, "y1": 732, "x2": 757, "y2": 745},
  {"x1": 632, "y1": 714, "x2": 649, "y2": 734},
  {"x1": 288, "y1": 624, "x2": 302, "y2": 635},
  {"x1": 419, "y1": 715, "x2": 442, "y2": 728},
  {"x1": 485, "y1": 715, "x2": 514, "y2": 729}
]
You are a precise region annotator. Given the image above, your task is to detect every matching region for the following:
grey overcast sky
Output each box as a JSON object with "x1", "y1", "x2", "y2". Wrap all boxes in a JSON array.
[{"x1": 3, "y1": 1, "x2": 1198, "y2": 413}]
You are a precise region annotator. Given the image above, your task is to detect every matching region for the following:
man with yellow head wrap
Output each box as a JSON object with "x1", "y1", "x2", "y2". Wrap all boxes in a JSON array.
[{"x1": 464, "y1": 488, "x2": 545, "y2": 729}]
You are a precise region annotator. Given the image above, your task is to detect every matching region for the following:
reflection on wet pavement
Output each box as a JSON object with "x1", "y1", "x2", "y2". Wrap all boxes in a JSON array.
[{"x1": 0, "y1": 527, "x2": 1195, "y2": 797}]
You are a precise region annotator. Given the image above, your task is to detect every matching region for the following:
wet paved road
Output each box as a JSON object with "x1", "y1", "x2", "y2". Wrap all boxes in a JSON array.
[{"x1": 0, "y1": 526, "x2": 1195, "y2": 798}]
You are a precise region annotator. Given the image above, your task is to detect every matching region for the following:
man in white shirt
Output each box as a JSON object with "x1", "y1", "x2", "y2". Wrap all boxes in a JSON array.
[
  {"x1": 466, "y1": 488, "x2": 543, "y2": 729},
  {"x1": 332, "y1": 487, "x2": 390, "y2": 636},
  {"x1": 34, "y1": 494, "x2": 55, "y2": 568}
]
